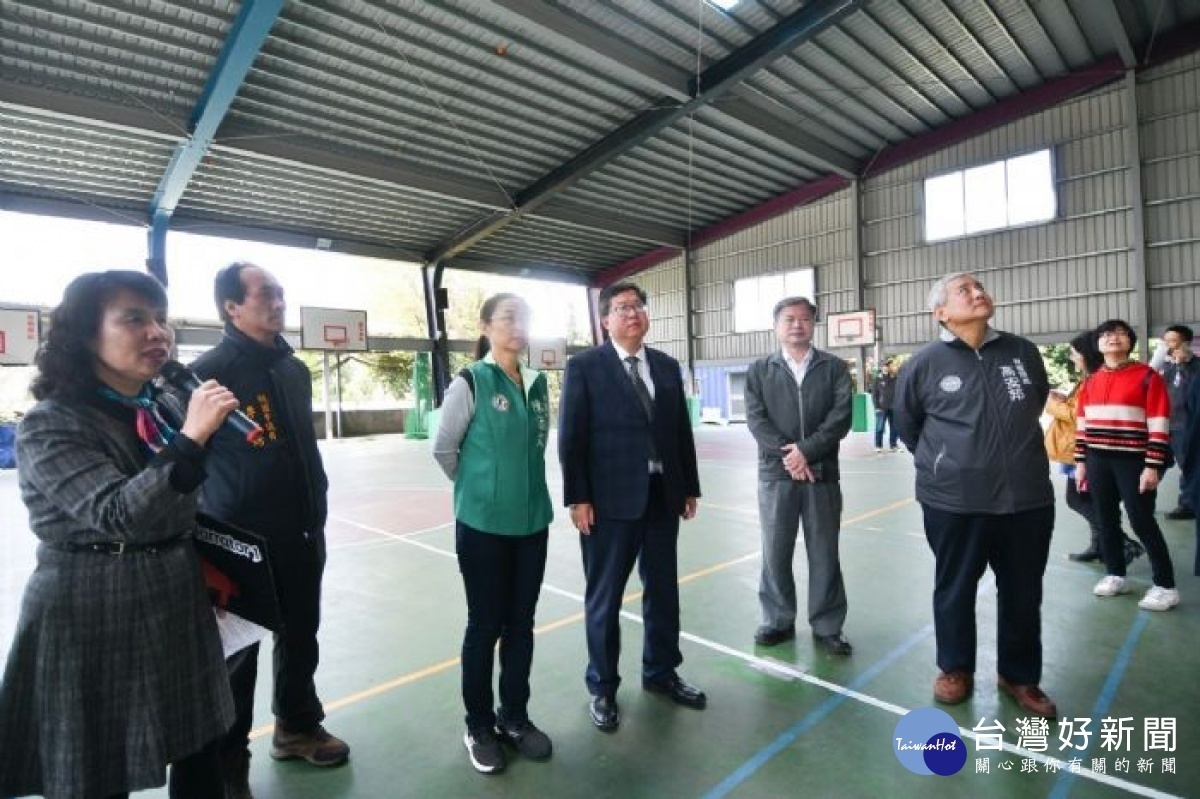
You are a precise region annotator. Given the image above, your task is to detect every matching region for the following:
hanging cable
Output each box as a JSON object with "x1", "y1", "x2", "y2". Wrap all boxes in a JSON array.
[{"x1": 364, "y1": 1, "x2": 517, "y2": 212}]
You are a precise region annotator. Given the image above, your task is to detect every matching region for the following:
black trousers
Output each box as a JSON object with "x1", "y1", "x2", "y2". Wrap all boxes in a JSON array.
[
  {"x1": 921, "y1": 504, "x2": 1053, "y2": 685},
  {"x1": 580, "y1": 475, "x2": 682, "y2": 697},
  {"x1": 455, "y1": 521, "x2": 548, "y2": 730},
  {"x1": 223, "y1": 535, "x2": 326, "y2": 754},
  {"x1": 1085, "y1": 452, "x2": 1176, "y2": 588},
  {"x1": 105, "y1": 738, "x2": 221, "y2": 799},
  {"x1": 1170, "y1": 435, "x2": 1193, "y2": 511}
]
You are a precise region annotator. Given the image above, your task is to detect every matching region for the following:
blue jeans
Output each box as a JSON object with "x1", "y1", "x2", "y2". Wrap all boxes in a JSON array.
[
  {"x1": 875, "y1": 409, "x2": 897, "y2": 449},
  {"x1": 456, "y1": 521, "x2": 548, "y2": 729}
]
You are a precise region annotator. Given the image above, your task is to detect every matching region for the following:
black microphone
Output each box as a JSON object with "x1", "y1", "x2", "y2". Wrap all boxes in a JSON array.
[{"x1": 161, "y1": 360, "x2": 265, "y2": 444}]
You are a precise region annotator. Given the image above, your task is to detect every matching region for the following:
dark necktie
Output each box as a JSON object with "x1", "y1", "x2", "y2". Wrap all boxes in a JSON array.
[{"x1": 625, "y1": 355, "x2": 659, "y2": 461}]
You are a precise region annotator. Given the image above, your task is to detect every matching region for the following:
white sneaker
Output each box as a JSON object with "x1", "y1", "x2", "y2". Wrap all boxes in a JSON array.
[
  {"x1": 1093, "y1": 575, "x2": 1130, "y2": 597},
  {"x1": 875, "y1": 447, "x2": 883, "y2": 453},
  {"x1": 1138, "y1": 586, "x2": 1180, "y2": 611}
]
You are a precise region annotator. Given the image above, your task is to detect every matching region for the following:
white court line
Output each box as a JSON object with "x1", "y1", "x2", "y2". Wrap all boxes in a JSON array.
[{"x1": 337, "y1": 514, "x2": 1178, "y2": 798}]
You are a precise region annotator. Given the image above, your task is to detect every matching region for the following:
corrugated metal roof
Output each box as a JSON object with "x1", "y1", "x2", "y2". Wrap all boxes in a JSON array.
[{"x1": 3, "y1": 0, "x2": 1199, "y2": 284}]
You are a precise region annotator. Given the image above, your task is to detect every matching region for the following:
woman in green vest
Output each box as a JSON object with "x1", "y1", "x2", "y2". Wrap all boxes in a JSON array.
[{"x1": 432, "y1": 293, "x2": 553, "y2": 775}]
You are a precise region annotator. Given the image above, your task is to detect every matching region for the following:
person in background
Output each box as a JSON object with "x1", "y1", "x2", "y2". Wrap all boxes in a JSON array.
[
  {"x1": 894, "y1": 273, "x2": 1057, "y2": 718},
  {"x1": 0, "y1": 270, "x2": 237, "y2": 799},
  {"x1": 1187, "y1": 362, "x2": 1200, "y2": 576},
  {"x1": 745, "y1": 296, "x2": 854, "y2": 655},
  {"x1": 1159, "y1": 325, "x2": 1197, "y2": 520},
  {"x1": 558, "y1": 281, "x2": 704, "y2": 733},
  {"x1": 1076, "y1": 319, "x2": 1179, "y2": 611},
  {"x1": 433, "y1": 293, "x2": 554, "y2": 775},
  {"x1": 871, "y1": 357, "x2": 900, "y2": 453},
  {"x1": 1044, "y1": 331, "x2": 1143, "y2": 564},
  {"x1": 192, "y1": 262, "x2": 347, "y2": 799}
]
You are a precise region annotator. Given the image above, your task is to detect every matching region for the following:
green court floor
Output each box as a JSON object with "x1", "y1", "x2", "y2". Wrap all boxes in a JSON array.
[{"x1": 1, "y1": 427, "x2": 1196, "y2": 798}]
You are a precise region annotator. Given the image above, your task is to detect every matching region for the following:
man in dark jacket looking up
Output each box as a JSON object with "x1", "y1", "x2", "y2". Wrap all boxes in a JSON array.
[
  {"x1": 894, "y1": 273, "x2": 1057, "y2": 718},
  {"x1": 745, "y1": 297, "x2": 853, "y2": 655},
  {"x1": 192, "y1": 262, "x2": 348, "y2": 799}
]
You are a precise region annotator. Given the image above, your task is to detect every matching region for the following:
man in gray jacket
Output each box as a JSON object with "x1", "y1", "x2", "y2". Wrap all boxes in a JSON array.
[
  {"x1": 894, "y1": 273, "x2": 1056, "y2": 718},
  {"x1": 745, "y1": 297, "x2": 853, "y2": 655}
]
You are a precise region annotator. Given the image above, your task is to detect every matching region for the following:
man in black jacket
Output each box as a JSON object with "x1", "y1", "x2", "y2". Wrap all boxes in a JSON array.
[
  {"x1": 871, "y1": 358, "x2": 899, "y2": 452},
  {"x1": 894, "y1": 273, "x2": 1056, "y2": 718},
  {"x1": 193, "y1": 263, "x2": 347, "y2": 799},
  {"x1": 745, "y1": 297, "x2": 853, "y2": 655}
]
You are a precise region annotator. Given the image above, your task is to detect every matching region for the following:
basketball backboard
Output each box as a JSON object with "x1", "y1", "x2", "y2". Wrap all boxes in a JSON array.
[
  {"x1": 825, "y1": 309, "x2": 876, "y2": 348},
  {"x1": 300, "y1": 307, "x2": 368, "y2": 352},
  {"x1": 0, "y1": 308, "x2": 41, "y2": 365},
  {"x1": 528, "y1": 337, "x2": 567, "y2": 370}
]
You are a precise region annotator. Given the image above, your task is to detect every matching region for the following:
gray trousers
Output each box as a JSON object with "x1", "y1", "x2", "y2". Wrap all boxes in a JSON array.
[{"x1": 757, "y1": 478, "x2": 847, "y2": 635}]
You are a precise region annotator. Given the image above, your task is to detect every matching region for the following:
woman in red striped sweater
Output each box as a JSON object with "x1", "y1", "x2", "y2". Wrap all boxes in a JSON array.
[{"x1": 1075, "y1": 319, "x2": 1179, "y2": 611}]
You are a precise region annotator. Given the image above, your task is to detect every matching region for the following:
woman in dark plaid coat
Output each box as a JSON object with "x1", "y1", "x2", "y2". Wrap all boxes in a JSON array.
[{"x1": 0, "y1": 271, "x2": 239, "y2": 799}]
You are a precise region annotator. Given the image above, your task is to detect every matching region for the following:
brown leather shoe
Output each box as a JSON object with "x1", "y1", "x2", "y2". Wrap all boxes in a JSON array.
[
  {"x1": 270, "y1": 723, "x2": 350, "y2": 767},
  {"x1": 997, "y1": 676, "x2": 1057, "y2": 718},
  {"x1": 933, "y1": 670, "x2": 973, "y2": 704}
]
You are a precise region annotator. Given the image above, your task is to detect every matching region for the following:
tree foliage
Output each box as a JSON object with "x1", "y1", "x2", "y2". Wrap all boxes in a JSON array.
[{"x1": 1040, "y1": 343, "x2": 1074, "y2": 389}]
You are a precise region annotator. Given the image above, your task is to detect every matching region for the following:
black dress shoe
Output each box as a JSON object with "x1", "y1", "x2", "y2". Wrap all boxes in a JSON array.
[
  {"x1": 589, "y1": 695, "x2": 619, "y2": 731},
  {"x1": 813, "y1": 632, "x2": 853, "y2": 656},
  {"x1": 643, "y1": 675, "x2": 707, "y2": 709},
  {"x1": 754, "y1": 625, "x2": 796, "y2": 647},
  {"x1": 1068, "y1": 547, "x2": 1101, "y2": 562},
  {"x1": 1165, "y1": 507, "x2": 1195, "y2": 521}
]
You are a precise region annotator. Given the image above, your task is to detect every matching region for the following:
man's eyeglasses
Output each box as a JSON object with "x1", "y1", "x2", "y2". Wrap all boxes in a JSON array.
[
  {"x1": 1099, "y1": 330, "x2": 1130, "y2": 339},
  {"x1": 609, "y1": 303, "x2": 646, "y2": 317}
]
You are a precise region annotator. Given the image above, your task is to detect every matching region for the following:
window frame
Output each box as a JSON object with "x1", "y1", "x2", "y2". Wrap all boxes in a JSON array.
[
  {"x1": 922, "y1": 148, "x2": 1057, "y2": 244},
  {"x1": 732, "y1": 268, "x2": 817, "y2": 334}
]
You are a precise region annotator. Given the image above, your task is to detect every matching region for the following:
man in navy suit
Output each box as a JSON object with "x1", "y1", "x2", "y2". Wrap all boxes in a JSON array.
[{"x1": 559, "y1": 281, "x2": 704, "y2": 732}]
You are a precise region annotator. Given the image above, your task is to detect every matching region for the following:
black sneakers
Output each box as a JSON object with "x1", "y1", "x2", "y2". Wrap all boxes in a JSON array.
[
  {"x1": 464, "y1": 726, "x2": 506, "y2": 774},
  {"x1": 496, "y1": 718, "x2": 553, "y2": 760}
]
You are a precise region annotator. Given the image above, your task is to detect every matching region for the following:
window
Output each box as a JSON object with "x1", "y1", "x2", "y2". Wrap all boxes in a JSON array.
[
  {"x1": 733, "y1": 268, "x2": 815, "y2": 333},
  {"x1": 924, "y1": 149, "x2": 1056, "y2": 242}
]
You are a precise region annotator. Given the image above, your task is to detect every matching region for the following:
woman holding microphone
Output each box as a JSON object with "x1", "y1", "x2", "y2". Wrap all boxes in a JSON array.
[{"x1": 0, "y1": 270, "x2": 239, "y2": 799}]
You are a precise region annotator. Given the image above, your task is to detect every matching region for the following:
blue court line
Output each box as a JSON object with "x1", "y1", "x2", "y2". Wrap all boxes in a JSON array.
[
  {"x1": 1046, "y1": 612, "x2": 1150, "y2": 799},
  {"x1": 700, "y1": 622, "x2": 935, "y2": 799}
]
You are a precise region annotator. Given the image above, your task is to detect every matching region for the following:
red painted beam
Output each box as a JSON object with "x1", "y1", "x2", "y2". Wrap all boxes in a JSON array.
[{"x1": 592, "y1": 246, "x2": 681, "y2": 289}]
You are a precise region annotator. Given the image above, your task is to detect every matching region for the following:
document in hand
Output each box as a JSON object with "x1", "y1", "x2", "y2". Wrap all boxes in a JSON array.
[{"x1": 194, "y1": 512, "x2": 282, "y2": 633}]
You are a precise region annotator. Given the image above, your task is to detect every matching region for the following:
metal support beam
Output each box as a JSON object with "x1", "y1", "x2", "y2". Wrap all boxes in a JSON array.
[
  {"x1": 147, "y1": 210, "x2": 169, "y2": 285},
  {"x1": 1097, "y1": 0, "x2": 1137, "y2": 68},
  {"x1": 425, "y1": 0, "x2": 862, "y2": 264},
  {"x1": 143, "y1": 0, "x2": 281, "y2": 286},
  {"x1": 422, "y1": 263, "x2": 452, "y2": 406},
  {"x1": 1123, "y1": 71, "x2": 1151, "y2": 349},
  {"x1": 486, "y1": 0, "x2": 858, "y2": 177},
  {"x1": 148, "y1": 0, "x2": 282, "y2": 216},
  {"x1": 850, "y1": 178, "x2": 867, "y2": 393},
  {"x1": 683, "y1": 247, "x2": 697, "y2": 388}
]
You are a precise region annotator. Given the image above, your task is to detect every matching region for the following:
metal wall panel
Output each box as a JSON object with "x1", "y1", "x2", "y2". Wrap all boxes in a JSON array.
[
  {"x1": 862, "y1": 81, "x2": 1140, "y2": 348},
  {"x1": 624, "y1": 53, "x2": 1199, "y2": 360},
  {"x1": 690, "y1": 190, "x2": 855, "y2": 363},
  {"x1": 638, "y1": 254, "x2": 688, "y2": 365},
  {"x1": 1140, "y1": 52, "x2": 1200, "y2": 330}
]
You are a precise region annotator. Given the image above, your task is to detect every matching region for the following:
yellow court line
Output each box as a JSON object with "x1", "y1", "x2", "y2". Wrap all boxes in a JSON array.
[{"x1": 249, "y1": 494, "x2": 916, "y2": 738}]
